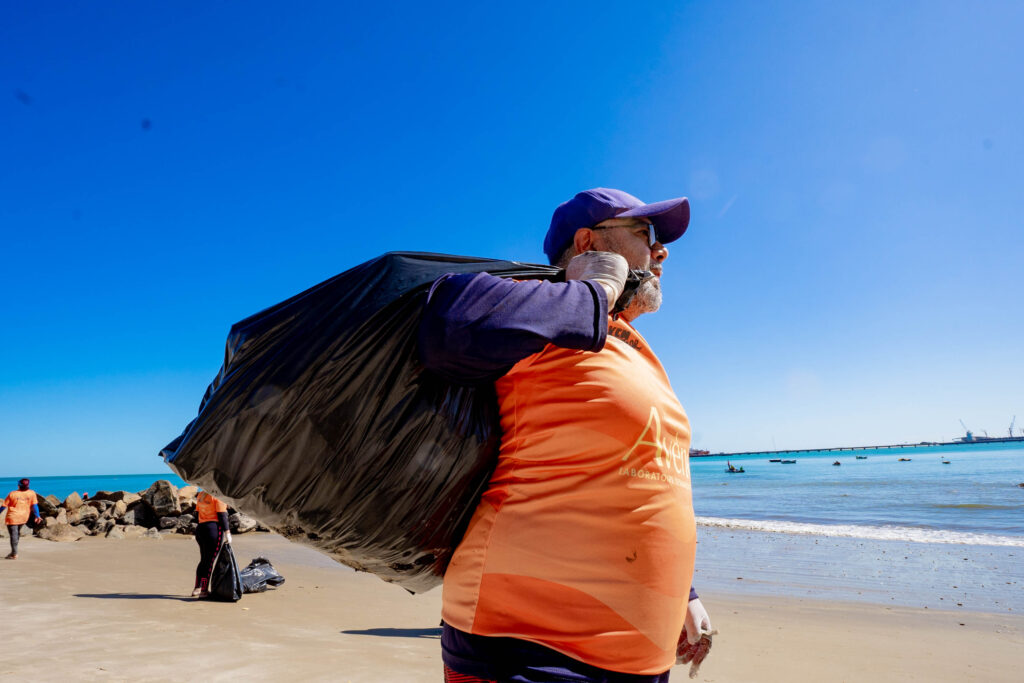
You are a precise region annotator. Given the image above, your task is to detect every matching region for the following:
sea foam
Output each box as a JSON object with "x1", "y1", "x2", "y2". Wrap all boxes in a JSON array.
[{"x1": 696, "y1": 516, "x2": 1024, "y2": 547}]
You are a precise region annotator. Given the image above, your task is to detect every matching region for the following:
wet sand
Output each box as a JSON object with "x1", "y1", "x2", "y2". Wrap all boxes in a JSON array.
[{"x1": 2, "y1": 531, "x2": 1022, "y2": 682}]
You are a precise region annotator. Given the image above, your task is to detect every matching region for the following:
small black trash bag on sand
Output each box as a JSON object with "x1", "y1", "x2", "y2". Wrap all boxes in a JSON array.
[
  {"x1": 161, "y1": 252, "x2": 559, "y2": 594},
  {"x1": 240, "y1": 556, "x2": 286, "y2": 594},
  {"x1": 208, "y1": 543, "x2": 243, "y2": 602}
]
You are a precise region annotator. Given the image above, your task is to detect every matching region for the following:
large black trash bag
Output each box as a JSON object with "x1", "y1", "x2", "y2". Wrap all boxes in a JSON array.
[
  {"x1": 161, "y1": 252, "x2": 559, "y2": 593},
  {"x1": 207, "y1": 542, "x2": 243, "y2": 602},
  {"x1": 240, "y1": 556, "x2": 286, "y2": 594}
]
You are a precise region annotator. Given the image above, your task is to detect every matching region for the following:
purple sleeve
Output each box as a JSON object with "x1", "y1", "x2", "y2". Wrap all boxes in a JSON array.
[
  {"x1": 689, "y1": 586, "x2": 699, "y2": 601},
  {"x1": 417, "y1": 272, "x2": 609, "y2": 383}
]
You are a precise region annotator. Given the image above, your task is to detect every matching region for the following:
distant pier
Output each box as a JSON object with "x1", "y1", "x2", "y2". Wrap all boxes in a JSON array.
[{"x1": 696, "y1": 435, "x2": 1024, "y2": 457}]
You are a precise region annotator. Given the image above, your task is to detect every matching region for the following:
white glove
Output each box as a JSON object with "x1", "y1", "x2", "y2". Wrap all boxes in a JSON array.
[
  {"x1": 565, "y1": 251, "x2": 628, "y2": 304},
  {"x1": 677, "y1": 598, "x2": 717, "y2": 678},
  {"x1": 224, "y1": 531, "x2": 233, "y2": 545},
  {"x1": 683, "y1": 597, "x2": 713, "y2": 644}
]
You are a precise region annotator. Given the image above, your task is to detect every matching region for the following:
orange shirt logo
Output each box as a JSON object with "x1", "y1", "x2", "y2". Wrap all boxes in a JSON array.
[{"x1": 620, "y1": 406, "x2": 691, "y2": 485}]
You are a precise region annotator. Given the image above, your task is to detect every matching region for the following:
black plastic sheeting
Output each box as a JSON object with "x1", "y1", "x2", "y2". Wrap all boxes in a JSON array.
[
  {"x1": 240, "y1": 556, "x2": 286, "y2": 594},
  {"x1": 161, "y1": 252, "x2": 559, "y2": 594}
]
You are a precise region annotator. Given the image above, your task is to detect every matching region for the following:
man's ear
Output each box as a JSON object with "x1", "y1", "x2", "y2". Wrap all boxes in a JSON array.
[{"x1": 572, "y1": 228, "x2": 596, "y2": 253}]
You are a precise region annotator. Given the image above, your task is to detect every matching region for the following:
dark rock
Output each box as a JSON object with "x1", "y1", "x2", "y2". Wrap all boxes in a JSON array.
[
  {"x1": 38, "y1": 495, "x2": 60, "y2": 517},
  {"x1": 68, "y1": 506, "x2": 100, "y2": 527},
  {"x1": 90, "y1": 490, "x2": 140, "y2": 503},
  {"x1": 229, "y1": 512, "x2": 259, "y2": 534},
  {"x1": 176, "y1": 513, "x2": 194, "y2": 528},
  {"x1": 123, "y1": 501, "x2": 157, "y2": 528},
  {"x1": 87, "y1": 499, "x2": 113, "y2": 513},
  {"x1": 94, "y1": 491, "x2": 141, "y2": 505},
  {"x1": 159, "y1": 516, "x2": 179, "y2": 530},
  {"x1": 92, "y1": 518, "x2": 115, "y2": 536},
  {"x1": 142, "y1": 480, "x2": 181, "y2": 517}
]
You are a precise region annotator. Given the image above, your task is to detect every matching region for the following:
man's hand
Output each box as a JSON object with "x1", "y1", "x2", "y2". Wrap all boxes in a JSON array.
[
  {"x1": 33, "y1": 517, "x2": 43, "y2": 526},
  {"x1": 566, "y1": 251, "x2": 628, "y2": 304},
  {"x1": 677, "y1": 598, "x2": 716, "y2": 678}
]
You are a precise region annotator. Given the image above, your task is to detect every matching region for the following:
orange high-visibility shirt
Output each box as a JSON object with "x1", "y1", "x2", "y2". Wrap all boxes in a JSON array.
[
  {"x1": 3, "y1": 489, "x2": 39, "y2": 526},
  {"x1": 195, "y1": 491, "x2": 228, "y2": 523},
  {"x1": 442, "y1": 317, "x2": 696, "y2": 675}
]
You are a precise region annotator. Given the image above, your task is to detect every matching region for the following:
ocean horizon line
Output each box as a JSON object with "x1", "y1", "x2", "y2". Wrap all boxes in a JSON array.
[{"x1": 0, "y1": 472, "x2": 181, "y2": 480}]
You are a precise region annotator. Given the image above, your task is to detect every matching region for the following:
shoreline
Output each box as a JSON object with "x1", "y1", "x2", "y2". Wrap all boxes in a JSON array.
[
  {"x1": 3, "y1": 531, "x2": 1022, "y2": 682},
  {"x1": 693, "y1": 525, "x2": 1022, "y2": 614}
]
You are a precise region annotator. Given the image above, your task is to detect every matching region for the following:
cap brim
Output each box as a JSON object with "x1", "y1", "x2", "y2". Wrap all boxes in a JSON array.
[{"x1": 617, "y1": 197, "x2": 690, "y2": 244}]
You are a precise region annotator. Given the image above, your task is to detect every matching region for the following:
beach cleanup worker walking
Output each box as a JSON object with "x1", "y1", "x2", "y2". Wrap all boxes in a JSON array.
[
  {"x1": 419, "y1": 188, "x2": 713, "y2": 682},
  {"x1": 1, "y1": 478, "x2": 43, "y2": 559},
  {"x1": 193, "y1": 490, "x2": 232, "y2": 597}
]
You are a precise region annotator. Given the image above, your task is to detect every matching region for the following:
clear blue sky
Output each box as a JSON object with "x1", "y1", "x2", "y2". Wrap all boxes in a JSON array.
[{"x1": 3, "y1": 1, "x2": 1022, "y2": 475}]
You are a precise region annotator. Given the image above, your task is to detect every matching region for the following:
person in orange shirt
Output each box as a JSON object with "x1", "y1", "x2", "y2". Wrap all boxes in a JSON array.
[
  {"x1": 419, "y1": 189, "x2": 714, "y2": 681},
  {"x1": 1, "y1": 478, "x2": 43, "y2": 559},
  {"x1": 192, "y1": 490, "x2": 232, "y2": 597}
]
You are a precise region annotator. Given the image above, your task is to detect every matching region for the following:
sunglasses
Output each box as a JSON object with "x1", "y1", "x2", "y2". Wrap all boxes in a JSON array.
[{"x1": 591, "y1": 222, "x2": 657, "y2": 247}]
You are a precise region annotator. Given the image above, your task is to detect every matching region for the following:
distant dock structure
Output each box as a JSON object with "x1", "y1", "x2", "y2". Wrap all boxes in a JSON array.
[{"x1": 695, "y1": 435, "x2": 1024, "y2": 457}]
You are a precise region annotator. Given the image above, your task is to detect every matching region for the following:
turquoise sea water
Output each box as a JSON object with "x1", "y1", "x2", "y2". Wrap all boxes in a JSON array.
[
  {"x1": 4, "y1": 446, "x2": 1021, "y2": 611},
  {"x1": 0, "y1": 472, "x2": 188, "y2": 501},
  {"x1": 692, "y1": 442, "x2": 1024, "y2": 545},
  {"x1": 5, "y1": 444, "x2": 1022, "y2": 544}
]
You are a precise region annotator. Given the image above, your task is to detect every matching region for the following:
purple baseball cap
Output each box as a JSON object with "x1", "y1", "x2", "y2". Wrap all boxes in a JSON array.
[{"x1": 543, "y1": 188, "x2": 690, "y2": 264}]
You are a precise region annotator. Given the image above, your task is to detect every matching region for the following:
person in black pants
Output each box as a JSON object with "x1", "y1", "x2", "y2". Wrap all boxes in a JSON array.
[{"x1": 193, "y1": 490, "x2": 232, "y2": 597}]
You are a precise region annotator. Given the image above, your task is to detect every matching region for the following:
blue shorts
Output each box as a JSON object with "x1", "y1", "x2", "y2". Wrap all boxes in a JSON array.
[{"x1": 441, "y1": 623, "x2": 671, "y2": 683}]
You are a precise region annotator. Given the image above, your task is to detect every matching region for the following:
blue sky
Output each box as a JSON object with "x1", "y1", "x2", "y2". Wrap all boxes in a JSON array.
[{"x1": 2, "y1": 1, "x2": 1022, "y2": 475}]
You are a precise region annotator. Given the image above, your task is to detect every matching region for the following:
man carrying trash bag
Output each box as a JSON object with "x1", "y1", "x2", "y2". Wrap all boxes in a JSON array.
[{"x1": 419, "y1": 188, "x2": 714, "y2": 682}]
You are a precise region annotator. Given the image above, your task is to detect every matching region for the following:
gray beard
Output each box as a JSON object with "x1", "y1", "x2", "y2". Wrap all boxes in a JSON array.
[{"x1": 624, "y1": 277, "x2": 662, "y2": 318}]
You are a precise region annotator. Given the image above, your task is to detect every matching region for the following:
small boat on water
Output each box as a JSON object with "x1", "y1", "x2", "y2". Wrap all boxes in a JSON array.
[
  {"x1": 832, "y1": 460, "x2": 841, "y2": 466},
  {"x1": 855, "y1": 455, "x2": 867, "y2": 459},
  {"x1": 726, "y1": 461, "x2": 745, "y2": 473},
  {"x1": 942, "y1": 460, "x2": 951, "y2": 464},
  {"x1": 780, "y1": 459, "x2": 797, "y2": 464},
  {"x1": 769, "y1": 458, "x2": 781, "y2": 462},
  {"x1": 898, "y1": 458, "x2": 912, "y2": 462}
]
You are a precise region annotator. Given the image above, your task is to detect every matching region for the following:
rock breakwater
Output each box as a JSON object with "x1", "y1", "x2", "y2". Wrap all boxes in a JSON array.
[{"x1": 1, "y1": 480, "x2": 268, "y2": 543}]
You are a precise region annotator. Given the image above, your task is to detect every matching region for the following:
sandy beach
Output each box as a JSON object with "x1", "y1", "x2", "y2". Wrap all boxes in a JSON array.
[{"x1": 2, "y1": 531, "x2": 1022, "y2": 683}]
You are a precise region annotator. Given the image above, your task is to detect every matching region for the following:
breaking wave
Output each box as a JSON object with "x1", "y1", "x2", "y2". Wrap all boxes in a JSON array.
[{"x1": 695, "y1": 516, "x2": 1024, "y2": 547}]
